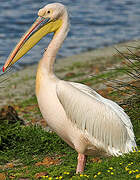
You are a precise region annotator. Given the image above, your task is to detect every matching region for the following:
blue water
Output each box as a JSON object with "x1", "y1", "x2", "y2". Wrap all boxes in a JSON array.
[{"x1": 0, "y1": 0, "x2": 140, "y2": 67}]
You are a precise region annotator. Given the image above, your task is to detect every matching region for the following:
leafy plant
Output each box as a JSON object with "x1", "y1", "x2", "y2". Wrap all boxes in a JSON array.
[{"x1": 110, "y1": 47, "x2": 140, "y2": 95}]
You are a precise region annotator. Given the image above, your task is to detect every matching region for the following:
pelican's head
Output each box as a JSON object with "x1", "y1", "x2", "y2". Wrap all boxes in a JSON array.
[
  {"x1": 3, "y1": 3, "x2": 66, "y2": 72},
  {"x1": 38, "y1": 3, "x2": 66, "y2": 21}
]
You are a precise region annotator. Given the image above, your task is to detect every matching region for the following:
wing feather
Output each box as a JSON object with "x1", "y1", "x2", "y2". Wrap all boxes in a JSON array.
[
  {"x1": 56, "y1": 81, "x2": 137, "y2": 155},
  {"x1": 70, "y1": 82, "x2": 136, "y2": 147}
]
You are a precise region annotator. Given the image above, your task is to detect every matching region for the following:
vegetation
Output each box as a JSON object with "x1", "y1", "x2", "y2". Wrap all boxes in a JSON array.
[
  {"x1": 0, "y1": 115, "x2": 139, "y2": 179},
  {"x1": 0, "y1": 47, "x2": 140, "y2": 179}
]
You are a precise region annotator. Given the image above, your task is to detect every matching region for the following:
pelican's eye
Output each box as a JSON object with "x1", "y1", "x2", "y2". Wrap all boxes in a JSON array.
[{"x1": 47, "y1": 10, "x2": 51, "y2": 14}]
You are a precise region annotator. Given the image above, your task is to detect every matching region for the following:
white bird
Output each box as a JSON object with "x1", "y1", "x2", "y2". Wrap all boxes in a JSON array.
[{"x1": 3, "y1": 3, "x2": 137, "y2": 173}]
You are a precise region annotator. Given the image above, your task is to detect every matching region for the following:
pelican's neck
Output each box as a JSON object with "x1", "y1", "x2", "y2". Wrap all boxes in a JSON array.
[{"x1": 41, "y1": 13, "x2": 69, "y2": 76}]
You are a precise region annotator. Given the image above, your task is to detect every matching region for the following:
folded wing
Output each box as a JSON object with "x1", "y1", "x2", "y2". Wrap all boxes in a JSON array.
[{"x1": 56, "y1": 81, "x2": 137, "y2": 155}]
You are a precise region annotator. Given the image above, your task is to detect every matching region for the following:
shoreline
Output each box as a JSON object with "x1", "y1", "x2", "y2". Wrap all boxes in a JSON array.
[
  {"x1": 55, "y1": 39, "x2": 140, "y2": 69},
  {"x1": 0, "y1": 39, "x2": 140, "y2": 107}
]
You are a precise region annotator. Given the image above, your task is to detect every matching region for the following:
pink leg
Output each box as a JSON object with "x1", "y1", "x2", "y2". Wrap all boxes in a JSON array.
[{"x1": 76, "y1": 153, "x2": 87, "y2": 174}]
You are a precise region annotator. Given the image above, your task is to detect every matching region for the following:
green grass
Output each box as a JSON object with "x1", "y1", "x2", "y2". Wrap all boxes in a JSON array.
[
  {"x1": 0, "y1": 52, "x2": 140, "y2": 179},
  {"x1": 78, "y1": 68, "x2": 126, "y2": 85},
  {"x1": 14, "y1": 95, "x2": 42, "y2": 122},
  {"x1": 125, "y1": 96, "x2": 140, "y2": 145},
  {"x1": 60, "y1": 58, "x2": 140, "y2": 88},
  {"x1": 0, "y1": 93, "x2": 140, "y2": 179},
  {"x1": 19, "y1": 95, "x2": 37, "y2": 108},
  {"x1": 0, "y1": 124, "x2": 139, "y2": 179},
  {"x1": 67, "y1": 54, "x2": 122, "y2": 72}
]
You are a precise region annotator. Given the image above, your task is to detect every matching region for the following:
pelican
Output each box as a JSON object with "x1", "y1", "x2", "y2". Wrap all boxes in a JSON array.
[{"x1": 3, "y1": 3, "x2": 137, "y2": 173}]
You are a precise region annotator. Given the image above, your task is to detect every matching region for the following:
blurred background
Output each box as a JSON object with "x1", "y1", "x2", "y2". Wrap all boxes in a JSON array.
[{"x1": 0, "y1": 0, "x2": 140, "y2": 68}]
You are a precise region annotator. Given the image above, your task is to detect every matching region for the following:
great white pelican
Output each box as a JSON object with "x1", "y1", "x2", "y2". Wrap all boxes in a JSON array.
[{"x1": 3, "y1": 3, "x2": 137, "y2": 173}]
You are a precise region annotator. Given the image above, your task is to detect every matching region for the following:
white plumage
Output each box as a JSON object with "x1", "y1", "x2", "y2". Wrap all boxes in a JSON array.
[{"x1": 56, "y1": 81, "x2": 136, "y2": 156}]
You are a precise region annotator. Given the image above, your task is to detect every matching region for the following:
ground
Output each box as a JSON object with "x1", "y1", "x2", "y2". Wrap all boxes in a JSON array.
[{"x1": 0, "y1": 40, "x2": 140, "y2": 179}]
